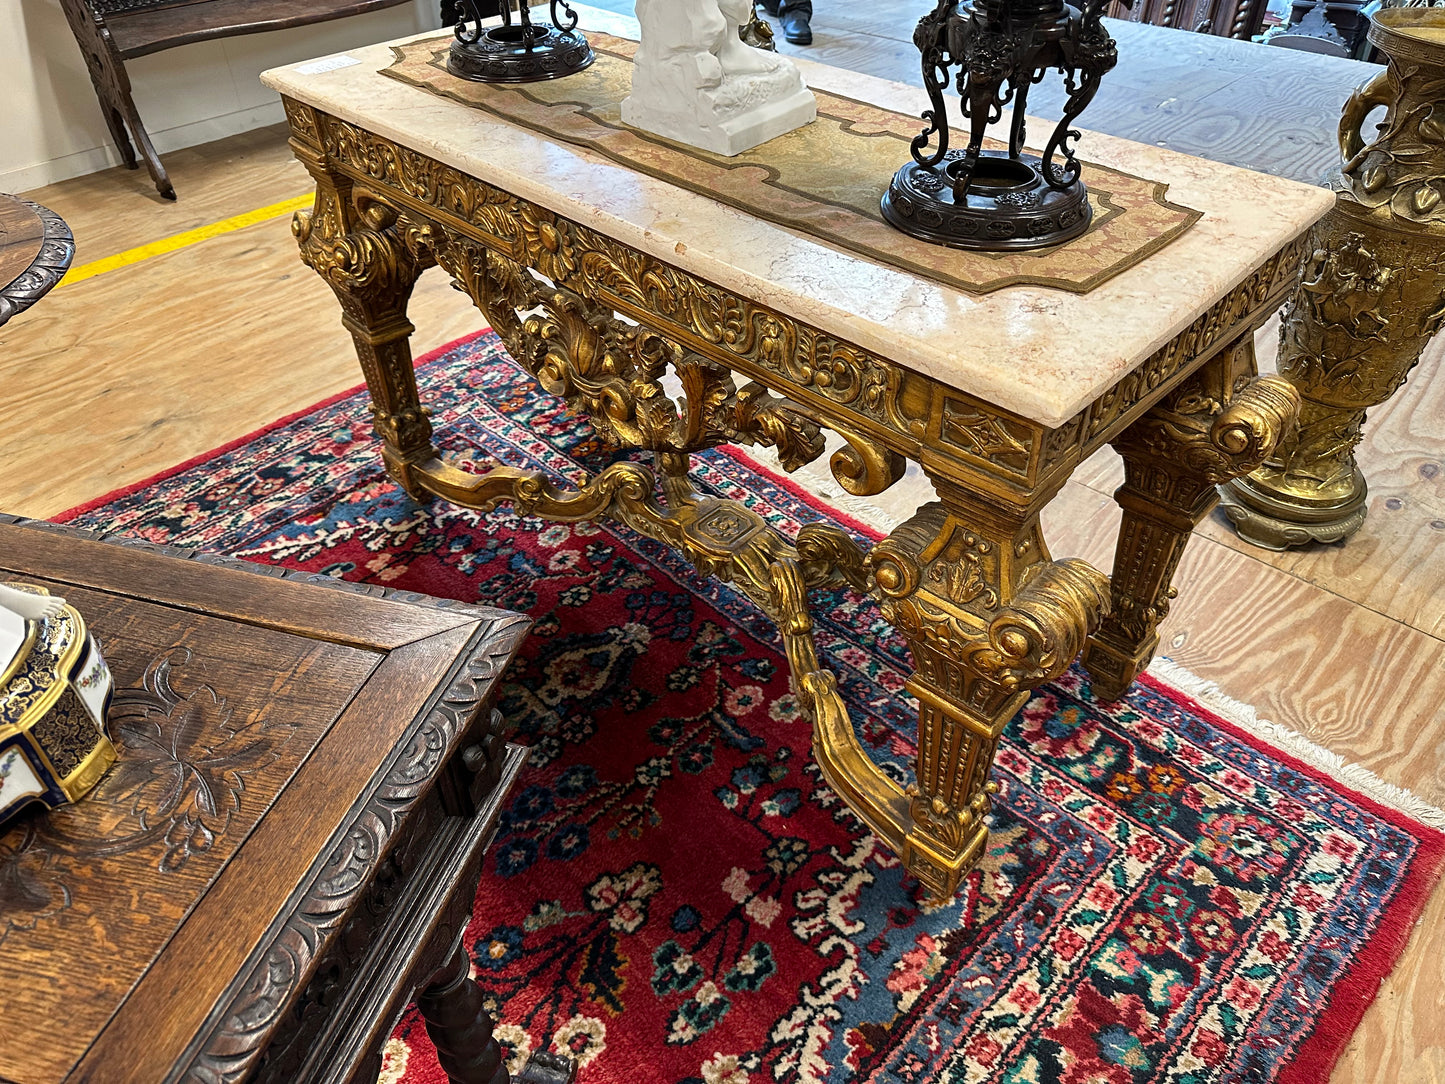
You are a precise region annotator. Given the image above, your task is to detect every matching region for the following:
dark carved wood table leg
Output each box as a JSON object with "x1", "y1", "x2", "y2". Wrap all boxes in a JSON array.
[
  {"x1": 1082, "y1": 338, "x2": 1300, "y2": 700},
  {"x1": 419, "y1": 941, "x2": 577, "y2": 1084}
]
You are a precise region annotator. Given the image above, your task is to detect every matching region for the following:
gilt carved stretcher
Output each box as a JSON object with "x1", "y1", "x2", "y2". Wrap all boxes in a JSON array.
[{"x1": 264, "y1": 9, "x2": 1333, "y2": 902}]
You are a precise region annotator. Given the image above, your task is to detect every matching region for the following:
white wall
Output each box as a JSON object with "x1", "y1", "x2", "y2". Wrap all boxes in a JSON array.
[{"x1": 1, "y1": 0, "x2": 441, "y2": 193}]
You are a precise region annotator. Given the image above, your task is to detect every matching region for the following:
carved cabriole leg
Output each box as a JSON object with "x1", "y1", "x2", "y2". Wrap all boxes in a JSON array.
[
  {"x1": 867, "y1": 480, "x2": 1111, "y2": 900},
  {"x1": 1083, "y1": 339, "x2": 1301, "y2": 701},
  {"x1": 291, "y1": 155, "x2": 436, "y2": 499}
]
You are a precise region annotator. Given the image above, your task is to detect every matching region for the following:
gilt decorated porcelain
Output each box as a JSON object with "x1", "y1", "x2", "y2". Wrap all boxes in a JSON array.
[{"x1": 0, "y1": 584, "x2": 116, "y2": 828}]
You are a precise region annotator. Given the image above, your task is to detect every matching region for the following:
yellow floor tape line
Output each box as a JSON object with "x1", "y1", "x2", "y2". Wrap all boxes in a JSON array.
[{"x1": 55, "y1": 193, "x2": 314, "y2": 290}]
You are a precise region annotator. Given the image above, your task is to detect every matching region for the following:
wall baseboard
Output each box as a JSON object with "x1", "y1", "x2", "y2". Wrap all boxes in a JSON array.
[{"x1": 5, "y1": 100, "x2": 289, "y2": 196}]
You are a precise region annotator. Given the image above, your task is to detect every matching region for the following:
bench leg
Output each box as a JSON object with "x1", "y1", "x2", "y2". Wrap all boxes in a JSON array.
[{"x1": 58, "y1": 0, "x2": 175, "y2": 200}]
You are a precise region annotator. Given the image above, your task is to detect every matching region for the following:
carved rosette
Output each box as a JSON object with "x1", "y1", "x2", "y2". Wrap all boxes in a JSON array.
[{"x1": 1222, "y1": 14, "x2": 1445, "y2": 548}]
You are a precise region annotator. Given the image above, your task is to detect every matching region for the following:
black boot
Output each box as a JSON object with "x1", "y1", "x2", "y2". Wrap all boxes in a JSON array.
[{"x1": 779, "y1": 9, "x2": 812, "y2": 44}]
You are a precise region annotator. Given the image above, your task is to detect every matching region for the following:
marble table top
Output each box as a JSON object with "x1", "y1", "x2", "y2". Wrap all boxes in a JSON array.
[{"x1": 261, "y1": 5, "x2": 1334, "y2": 428}]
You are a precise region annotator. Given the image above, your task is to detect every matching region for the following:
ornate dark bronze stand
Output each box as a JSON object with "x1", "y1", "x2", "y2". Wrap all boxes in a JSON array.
[
  {"x1": 883, "y1": 0, "x2": 1129, "y2": 251},
  {"x1": 448, "y1": 0, "x2": 594, "y2": 84}
]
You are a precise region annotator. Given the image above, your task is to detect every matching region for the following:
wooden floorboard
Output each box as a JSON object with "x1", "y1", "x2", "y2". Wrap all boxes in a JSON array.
[
  {"x1": 25, "y1": 123, "x2": 312, "y2": 266},
  {"x1": 0, "y1": 207, "x2": 482, "y2": 518},
  {"x1": 4, "y1": 9, "x2": 1441, "y2": 1081}
]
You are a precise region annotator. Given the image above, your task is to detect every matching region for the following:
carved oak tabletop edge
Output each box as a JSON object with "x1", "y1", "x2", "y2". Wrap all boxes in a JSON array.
[
  {"x1": 1, "y1": 512, "x2": 535, "y2": 1083},
  {"x1": 0, "y1": 515, "x2": 531, "y2": 651},
  {"x1": 160, "y1": 614, "x2": 530, "y2": 1083}
]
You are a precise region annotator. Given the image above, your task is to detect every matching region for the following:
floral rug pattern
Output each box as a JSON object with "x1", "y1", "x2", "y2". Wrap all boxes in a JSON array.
[{"x1": 64, "y1": 332, "x2": 1445, "y2": 1084}]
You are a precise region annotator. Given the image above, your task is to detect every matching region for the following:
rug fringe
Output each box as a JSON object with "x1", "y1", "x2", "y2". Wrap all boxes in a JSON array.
[{"x1": 1149, "y1": 656, "x2": 1445, "y2": 830}]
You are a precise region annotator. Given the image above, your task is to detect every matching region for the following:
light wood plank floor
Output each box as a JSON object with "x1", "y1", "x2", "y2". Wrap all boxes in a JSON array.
[{"x1": 2, "y1": 13, "x2": 1441, "y2": 1084}]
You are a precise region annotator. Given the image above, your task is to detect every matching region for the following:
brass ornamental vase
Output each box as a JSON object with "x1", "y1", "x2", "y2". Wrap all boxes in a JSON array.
[{"x1": 1220, "y1": 7, "x2": 1445, "y2": 548}]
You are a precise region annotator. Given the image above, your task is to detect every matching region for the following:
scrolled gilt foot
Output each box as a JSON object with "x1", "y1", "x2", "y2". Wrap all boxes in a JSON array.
[
  {"x1": 864, "y1": 503, "x2": 1110, "y2": 901},
  {"x1": 1084, "y1": 367, "x2": 1301, "y2": 701}
]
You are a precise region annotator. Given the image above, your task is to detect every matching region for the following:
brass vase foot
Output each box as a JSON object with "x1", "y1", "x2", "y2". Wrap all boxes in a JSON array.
[{"x1": 1218, "y1": 471, "x2": 1368, "y2": 550}]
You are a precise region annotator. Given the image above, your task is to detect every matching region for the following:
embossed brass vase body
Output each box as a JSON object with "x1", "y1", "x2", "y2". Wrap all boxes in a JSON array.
[
  {"x1": 0, "y1": 587, "x2": 116, "y2": 827},
  {"x1": 882, "y1": 0, "x2": 1127, "y2": 250},
  {"x1": 1220, "y1": 8, "x2": 1445, "y2": 549},
  {"x1": 448, "y1": 0, "x2": 595, "y2": 84}
]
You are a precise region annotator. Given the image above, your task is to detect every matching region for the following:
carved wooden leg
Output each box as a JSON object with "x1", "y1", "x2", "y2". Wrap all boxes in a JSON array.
[
  {"x1": 1083, "y1": 342, "x2": 1301, "y2": 701},
  {"x1": 418, "y1": 941, "x2": 577, "y2": 1084},
  {"x1": 123, "y1": 104, "x2": 175, "y2": 201},
  {"x1": 291, "y1": 158, "x2": 436, "y2": 498},
  {"x1": 867, "y1": 480, "x2": 1111, "y2": 900},
  {"x1": 417, "y1": 941, "x2": 509, "y2": 1084}
]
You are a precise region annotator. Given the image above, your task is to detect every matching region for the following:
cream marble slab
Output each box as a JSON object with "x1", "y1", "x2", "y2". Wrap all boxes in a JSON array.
[{"x1": 261, "y1": 5, "x2": 1334, "y2": 428}]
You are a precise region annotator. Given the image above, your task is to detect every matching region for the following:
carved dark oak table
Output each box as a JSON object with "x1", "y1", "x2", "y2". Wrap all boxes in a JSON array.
[
  {"x1": 0, "y1": 516, "x2": 572, "y2": 1084},
  {"x1": 263, "y1": 8, "x2": 1333, "y2": 903},
  {"x1": 0, "y1": 195, "x2": 74, "y2": 328}
]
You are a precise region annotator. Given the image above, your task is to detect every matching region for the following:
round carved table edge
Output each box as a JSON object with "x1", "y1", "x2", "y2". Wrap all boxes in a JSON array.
[{"x1": 0, "y1": 195, "x2": 75, "y2": 329}]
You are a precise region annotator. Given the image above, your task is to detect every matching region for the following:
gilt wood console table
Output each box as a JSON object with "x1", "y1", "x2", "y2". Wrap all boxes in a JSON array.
[{"x1": 264, "y1": 8, "x2": 1333, "y2": 903}]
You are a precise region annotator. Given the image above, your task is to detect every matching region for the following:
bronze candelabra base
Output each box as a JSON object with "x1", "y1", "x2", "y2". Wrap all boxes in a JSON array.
[
  {"x1": 1220, "y1": 7, "x2": 1445, "y2": 549},
  {"x1": 448, "y1": 2, "x2": 594, "y2": 84},
  {"x1": 883, "y1": 151, "x2": 1092, "y2": 251}
]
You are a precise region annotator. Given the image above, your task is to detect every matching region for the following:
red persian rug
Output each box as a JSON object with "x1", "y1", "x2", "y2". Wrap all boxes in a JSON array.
[{"x1": 61, "y1": 331, "x2": 1445, "y2": 1084}]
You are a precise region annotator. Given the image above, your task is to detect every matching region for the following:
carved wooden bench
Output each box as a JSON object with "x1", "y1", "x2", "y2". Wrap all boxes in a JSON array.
[{"x1": 60, "y1": 0, "x2": 422, "y2": 199}]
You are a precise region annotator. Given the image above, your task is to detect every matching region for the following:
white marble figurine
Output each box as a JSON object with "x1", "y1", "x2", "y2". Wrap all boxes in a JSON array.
[
  {"x1": 621, "y1": 0, "x2": 816, "y2": 157},
  {"x1": 0, "y1": 583, "x2": 65, "y2": 622}
]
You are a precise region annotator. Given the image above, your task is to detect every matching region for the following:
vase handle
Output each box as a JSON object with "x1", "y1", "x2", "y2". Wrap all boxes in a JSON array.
[{"x1": 1339, "y1": 70, "x2": 1393, "y2": 169}]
